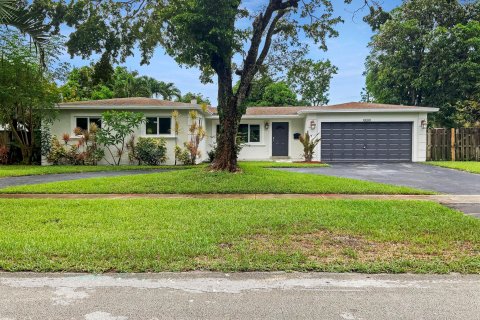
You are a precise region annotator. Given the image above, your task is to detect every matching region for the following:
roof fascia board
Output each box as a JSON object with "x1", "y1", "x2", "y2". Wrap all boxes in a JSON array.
[
  {"x1": 297, "y1": 108, "x2": 439, "y2": 114},
  {"x1": 206, "y1": 114, "x2": 304, "y2": 120},
  {"x1": 56, "y1": 105, "x2": 213, "y2": 115}
]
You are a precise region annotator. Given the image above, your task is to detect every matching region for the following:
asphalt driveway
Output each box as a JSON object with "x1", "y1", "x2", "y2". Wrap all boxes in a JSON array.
[{"x1": 279, "y1": 163, "x2": 480, "y2": 195}]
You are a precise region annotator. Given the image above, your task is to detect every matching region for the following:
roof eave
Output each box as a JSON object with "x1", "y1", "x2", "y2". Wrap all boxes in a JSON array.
[
  {"x1": 297, "y1": 108, "x2": 439, "y2": 114},
  {"x1": 206, "y1": 114, "x2": 303, "y2": 119},
  {"x1": 57, "y1": 104, "x2": 206, "y2": 111}
]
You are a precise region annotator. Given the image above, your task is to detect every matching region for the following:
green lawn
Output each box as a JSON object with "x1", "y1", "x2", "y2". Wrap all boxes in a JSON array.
[
  {"x1": 0, "y1": 165, "x2": 176, "y2": 177},
  {"x1": 427, "y1": 161, "x2": 480, "y2": 174},
  {"x1": 0, "y1": 162, "x2": 428, "y2": 195},
  {"x1": 0, "y1": 162, "x2": 325, "y2": 178},
  {"x1": 0, "y1": 199, "x2": 477, "y2": 273}
]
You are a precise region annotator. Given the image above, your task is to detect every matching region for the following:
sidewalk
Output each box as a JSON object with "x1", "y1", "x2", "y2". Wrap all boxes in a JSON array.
[
  {"x1": 1, "y1": 193, "x2": 480, "y2": 202},
  {"x1": 1, "y1": 193, "x2": 480, "y2": 218}
]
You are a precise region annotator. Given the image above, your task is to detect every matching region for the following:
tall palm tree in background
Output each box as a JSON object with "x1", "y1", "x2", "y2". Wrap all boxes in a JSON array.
[
  {"x1": 158, "y1": 81, "x2": 181, "y2": 100},
  {"x1": 0, "y1": 0, "x2": 49, "y2": 66},
  {"x1": 140, "y1": 76, "x2": 181, "y2": 101}
]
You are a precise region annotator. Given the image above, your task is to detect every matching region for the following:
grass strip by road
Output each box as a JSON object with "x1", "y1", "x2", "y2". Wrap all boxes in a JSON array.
[
  {"x1": 0, "y1": 162, "x2": 428, "y2": 195},
  {"x1": 427, "y1": 161, "x2": 480, "y2": 174},
  {"x1": 0, "y1": 199, "x2": 477, "y2": 273}
]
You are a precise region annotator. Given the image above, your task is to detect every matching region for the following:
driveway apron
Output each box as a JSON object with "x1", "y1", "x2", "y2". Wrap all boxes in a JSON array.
[
  {"x1": 278, "y1": 163, "x2": 480, "y2": 218},
  {"x1": 278, "y1": 163, "x2": 480, "y2": 195}
]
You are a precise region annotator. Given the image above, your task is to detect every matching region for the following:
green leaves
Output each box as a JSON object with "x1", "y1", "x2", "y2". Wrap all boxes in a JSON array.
[
  {"x1": 365, "y1": 0, "x2": 480, "y2": 127},
  {"x1": 0, "y1": 0, "x2": 51, "y2": 67},
  {"x1": 287, "y1": 59, "x2": 337, "y2": 106},
  {"x1": 0, "y1": 29, "x2": 60, "y2": 163},
  {"x1": 96, "y1": 111, "x2": 145, "y2": 165}
]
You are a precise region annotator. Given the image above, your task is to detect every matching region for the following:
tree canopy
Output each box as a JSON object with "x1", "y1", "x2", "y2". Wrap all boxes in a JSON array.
[
  {"x1": 287, "y1": 59, "x2": 337, "y2": 106},
  {"x1": 364, "y1": 0, "x2": 480, "y2": 127},
  {"x1": 24, "y1": 0, "x2": 382, "y2": 171},
  {"x1": 61, "y1": 64, "x2": 182, "y2": 102},
  {"x1": 0, "y1": 29, "x2": 60, "y2": 163},
  {"x1": 178, "y1": 92, "x2": 211, "y2": 105}
]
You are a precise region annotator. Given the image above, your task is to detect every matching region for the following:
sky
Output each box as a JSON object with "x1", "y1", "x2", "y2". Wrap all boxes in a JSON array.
[{"x1": 60, "y1": 0, "x2": 402, "y2": 106}]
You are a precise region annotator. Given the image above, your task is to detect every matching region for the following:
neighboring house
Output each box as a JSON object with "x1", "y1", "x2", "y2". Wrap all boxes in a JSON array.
[{"x1": 48, "y1": 97, "x2": 438, "y2": 165}]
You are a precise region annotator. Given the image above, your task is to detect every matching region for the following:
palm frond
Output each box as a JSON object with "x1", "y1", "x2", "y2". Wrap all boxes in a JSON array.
[
  {"x1": 2, "y1": 7, "x2": 50, "y2": 67},
  {"x1": 0, "y1": 0, "x2": 15, "y2": 22}
]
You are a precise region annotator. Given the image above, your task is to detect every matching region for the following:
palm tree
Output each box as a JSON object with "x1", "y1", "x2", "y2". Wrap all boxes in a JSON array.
[
  {"x1": 0, "y1": 0, "x2": 49, "y2": 66},
  {"x1": 158, "y1": 81, "x2": 181, "y2": 100},
  {"x1": 139, "y1": 77, "x2": 181, "y2": 101},
  {"x1": 138, "y1": 76, "x2": 162, "y2": 99}
]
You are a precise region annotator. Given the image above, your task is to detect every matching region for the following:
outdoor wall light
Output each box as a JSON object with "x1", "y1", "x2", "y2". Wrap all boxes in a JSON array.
[
  {"x1": 421, "y1": 120, "x2": 427, "y2": 129},
  {"x1": 310, "y1": 120, "x2": 317, "y2": 130},
  {"x1": 264, "y1": 121, "x2": 270, "y2": 130}
]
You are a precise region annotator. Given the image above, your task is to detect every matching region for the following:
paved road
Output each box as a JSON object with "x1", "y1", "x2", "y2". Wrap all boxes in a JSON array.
[
  {"x1": 0, "y1": 170, "x2": 167, "y2": 189},
  {"x1": 279, "y1": 163, "x2": 480, "y2": 195},
  {"x1": 0, "y1": 272, "x2": 478, "y2": 320}
]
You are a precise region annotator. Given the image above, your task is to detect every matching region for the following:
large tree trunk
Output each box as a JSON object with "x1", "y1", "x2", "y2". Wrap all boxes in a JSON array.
[
  {"x1": 209, "y1": 3, "x2": 288, "y2": 172},
  {"x1": 210, "y1": 60, "x2": 241, "y2": 172}
]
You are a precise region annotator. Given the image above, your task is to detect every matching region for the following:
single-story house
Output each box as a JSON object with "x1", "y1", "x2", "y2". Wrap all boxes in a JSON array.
[{"x1": 47, "y1": 97, "x2": 438, "y2": 165}]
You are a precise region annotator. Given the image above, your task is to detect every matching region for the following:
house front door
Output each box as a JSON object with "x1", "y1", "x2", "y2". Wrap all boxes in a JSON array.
[{"x1": 272, "y1": 122, "x2": 289, "y2": 157}]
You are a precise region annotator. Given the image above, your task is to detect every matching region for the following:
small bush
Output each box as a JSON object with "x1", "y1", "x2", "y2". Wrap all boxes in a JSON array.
[
  {"x1": 46, "y1": 125, "x2": 104, "y2": 165},
  {"x1": 299, "y1": 132, "x2": 321, "y2": 162},
  {"x1": 207, "y1": 149, "x2": 216, "y2": 163},
  {"x1": 133, "y1": 137, "x2": 167, "y2": 165},
  {"x1": 0, "y1": 145, "x2": 8, "y2": 164},
  {"x1": 175, "y1": 145, "x2": 193, "y2": 165}
]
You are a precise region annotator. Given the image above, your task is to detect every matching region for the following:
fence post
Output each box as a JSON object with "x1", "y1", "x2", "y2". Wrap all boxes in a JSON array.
[{"x1": 451, "y1": 128, "x2": 456, "y2": 161}]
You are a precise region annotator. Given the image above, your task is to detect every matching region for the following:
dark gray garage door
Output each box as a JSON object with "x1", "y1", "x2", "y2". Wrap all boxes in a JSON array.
[{"x1": 321, "y1": 122, "x2": 413, "y2": 162}]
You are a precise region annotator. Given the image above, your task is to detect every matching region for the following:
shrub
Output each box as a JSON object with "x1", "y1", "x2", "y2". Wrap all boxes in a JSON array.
[
  {"x1": 185, "y1": 110, "x2": 206, "y2": 164},
  {"x1": 175, "y1": 145, "x2": 192, "y2": 165},
  {"x1": 126, "y1": 136, "x2": 137, "y2": 164},
  {"x1": 132, "y1": 137, "x2": 167, "y2": 165},
  {"x1": 207, "y1": 149, "x2": 216, "y2": 163},
  {"x1": 46, "y1": 124, "x2": 104, "y2": 165},
  {"x1": 299, "y1": 132, "x2": 321, "y2": 162},
  {"x1": 46, "y1": 136, "x2": 68, "y2": 164},
  {"x1": 96, "y1": 111, "x2": 145, "y2": 165},
  {"x1": 0, "y1": 145, "x2": 8, "y2": 164},
  {"x1": 0, "y1": 134, "x2": 8, "y2": 164}
]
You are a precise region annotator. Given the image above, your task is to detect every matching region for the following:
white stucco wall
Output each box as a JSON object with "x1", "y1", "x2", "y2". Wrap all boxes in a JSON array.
[
  {"x1": 210, "y1": 118, "x2": 306, "y2": 161},
  {"x1": 310, "y1": 112, "x2": 429, "y2": 162},
  {"x1": 47, "y1": 108, "x2": 430, "y2": 165},
  {"x1": 46, "y1": 109, "x2": 208, "y2": 165}
]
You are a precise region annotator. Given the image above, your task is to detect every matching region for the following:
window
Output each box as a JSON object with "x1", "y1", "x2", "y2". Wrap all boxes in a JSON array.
[
  {"x1": 146, "y1": 117, "x2": 171, "y2": 135},
  {"x1": 218, "y1": 124, "x2": 261, "y2": 143},
  {"x1": 75, "y1": 117, "x2": 101, "y2": 133},
  {"x1": 249, "y1": 125, "x2": 260, "y2": 143},
  {"x1": 238, "y1": 124, "x2": 248, "y2": 143}
]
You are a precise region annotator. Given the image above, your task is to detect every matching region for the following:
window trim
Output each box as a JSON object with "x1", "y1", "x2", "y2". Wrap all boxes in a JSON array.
[{"x1": 144, "y1": 116, "x2": 173, "y2": 137}]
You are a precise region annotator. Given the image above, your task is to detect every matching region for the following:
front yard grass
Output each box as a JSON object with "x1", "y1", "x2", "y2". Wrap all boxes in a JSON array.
[
  {"x1": 0, "y1": 199, "x2": 478, "y2": 273},
  {"x1": 427, "y1": 161, "x2": 480, "y2": 174},
  {"x1": 0, "y1": 162, "x2": 429, "y2": 194},
  {"x1": 0, "y1": 161, "x2": 326, "y2": 178},
  {"x1": 0, "y1": 165, "x2": 177, "y2": 178}
]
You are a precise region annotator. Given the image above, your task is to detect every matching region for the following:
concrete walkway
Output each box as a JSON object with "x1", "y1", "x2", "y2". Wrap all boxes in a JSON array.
[
  {"x1": 1, "y1": 272, "x2": 478, "y2": 320},
  {"x1": 1, "y1": 193, "x2": 479, "y2": 218},
  {"x1": 0, "y1": 169, "x2": 167, "y2": 189}
]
